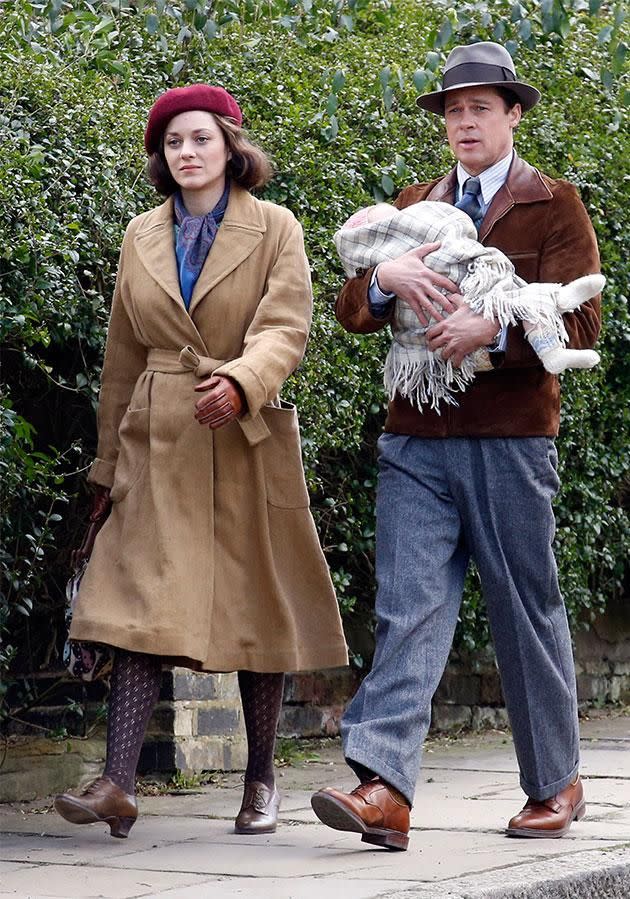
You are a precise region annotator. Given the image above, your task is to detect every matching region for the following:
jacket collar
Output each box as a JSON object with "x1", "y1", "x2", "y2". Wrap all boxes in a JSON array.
[
  {"x1": 425, "y1": 154, "x2": 553, "y2": 241},
  {"x1": 134, "y1": 184, "x2": 266, "y2": 315}
]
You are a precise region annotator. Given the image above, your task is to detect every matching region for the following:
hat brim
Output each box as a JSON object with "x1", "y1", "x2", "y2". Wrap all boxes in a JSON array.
[{"x1": 417, "y1": 80, "x2": 541, "y2": 115}]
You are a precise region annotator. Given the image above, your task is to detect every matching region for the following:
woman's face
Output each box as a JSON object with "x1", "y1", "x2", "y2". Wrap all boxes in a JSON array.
[{"x1": 163, "y1": 110, "x2": 230, "y2": 194}]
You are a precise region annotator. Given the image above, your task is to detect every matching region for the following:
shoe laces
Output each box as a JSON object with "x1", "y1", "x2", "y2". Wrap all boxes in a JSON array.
[
  {"x1": 83, "y1": 776, "x2": 111, "y2": 795},
  {"x1": 243, "y1": 783, "x2": 272, "y2": 812}
]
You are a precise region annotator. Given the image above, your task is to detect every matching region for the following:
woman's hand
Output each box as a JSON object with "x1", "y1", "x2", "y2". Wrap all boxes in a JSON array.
[
  {"x1": 71, "y1": 485, "x2": 112, "y2": 568},
  {"x1": 194, "y1": 375, "x2": 245, "y2": 429}
]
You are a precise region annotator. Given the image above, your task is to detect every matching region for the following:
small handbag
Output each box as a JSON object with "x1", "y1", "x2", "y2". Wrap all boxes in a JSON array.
[{"x1": 63, "y1": 560, "x2": 113, "y2": 682}]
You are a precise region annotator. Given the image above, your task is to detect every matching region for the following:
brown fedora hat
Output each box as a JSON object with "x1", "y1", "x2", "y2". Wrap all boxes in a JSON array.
[{"x1": 417, "y1": 41, "x2": 541, "y2": 115}]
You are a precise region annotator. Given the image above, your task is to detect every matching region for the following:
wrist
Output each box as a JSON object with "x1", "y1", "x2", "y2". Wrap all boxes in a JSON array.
[{"x1": 375, "y1": 262, "x2": 391, "y2": 294}]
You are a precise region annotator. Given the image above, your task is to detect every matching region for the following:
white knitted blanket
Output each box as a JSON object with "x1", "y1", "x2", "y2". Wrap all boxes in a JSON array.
[{"x1": 334, "y1": 201, "x2": 567, "y2": 411}]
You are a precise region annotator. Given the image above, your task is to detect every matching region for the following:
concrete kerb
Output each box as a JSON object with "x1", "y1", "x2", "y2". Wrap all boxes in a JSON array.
[{"x1": 379, "y1": 845, "x2": 630, "y2": 899}]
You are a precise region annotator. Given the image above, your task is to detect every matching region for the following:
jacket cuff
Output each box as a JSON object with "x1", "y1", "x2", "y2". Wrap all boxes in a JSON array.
[
  {"x1": 87, "y1": 458, "x2": 117, "y2": 488},
  {"x1": 213, "y1": 360, "x2": 268, "y2": 419}
]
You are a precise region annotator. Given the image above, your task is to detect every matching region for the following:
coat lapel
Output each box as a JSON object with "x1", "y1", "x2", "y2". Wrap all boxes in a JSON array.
[
  {"x1": 133, "y1": 196, "x2": 184, "y2": 308},
  {"x1": 480, "y1": 155, "x2": 553, "y2": 242},
  {"x1": 188, "y1": 185, "x2": 266, "y2": 316},
  {"x1": 426, "y1": 169, "x2": 457, "y2": 204}
]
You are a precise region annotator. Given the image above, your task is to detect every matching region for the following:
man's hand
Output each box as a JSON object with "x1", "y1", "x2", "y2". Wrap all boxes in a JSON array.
[
  {"x1": 71, "y1": 485, "x2": 111, "y2": 568},
  {"x1": 194, "y1": 375, "x2": 244, "y2": 429},
  {"x1": 376, "y1": 243, "x2": 460, "y2": 326},
  {"x1": 426, "y1": 296, "x2": 500, "y2": 367}
]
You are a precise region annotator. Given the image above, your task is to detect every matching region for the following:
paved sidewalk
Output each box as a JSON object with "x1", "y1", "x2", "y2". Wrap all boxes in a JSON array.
[{"x1": 1, "y1": 713, "x2": 629, "y2": 898}]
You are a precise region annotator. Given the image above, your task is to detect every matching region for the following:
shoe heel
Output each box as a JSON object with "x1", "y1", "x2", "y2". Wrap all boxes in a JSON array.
[
  {"x1": 575, "y1": 801, "x2": 586, "y2": 822},
  {"x1": 362, "y1": 830, "x2": 409, "y2": 851},
  {"x1": 109, "y1": 815, "x2": 136, "y2": 838}
]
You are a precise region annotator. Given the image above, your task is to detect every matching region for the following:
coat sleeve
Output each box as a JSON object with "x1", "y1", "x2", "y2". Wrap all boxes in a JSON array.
[
  {"x1": 87, "y1": 229, "x2": 148, "y2": 488},
  {"x1": 500, "y1": 181, "x2": 602, "y2": 368},
  {"x1": 212, "y1": 215, "x2": 312, "y2": 418}
]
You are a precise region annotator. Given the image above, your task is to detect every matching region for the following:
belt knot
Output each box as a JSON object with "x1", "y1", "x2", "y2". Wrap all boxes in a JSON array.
[{"x1": 178, "y1": 345, "x2": 223, "y2": 378}]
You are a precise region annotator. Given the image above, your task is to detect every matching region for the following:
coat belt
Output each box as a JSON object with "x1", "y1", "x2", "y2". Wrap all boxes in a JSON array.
[{"x1": 146, "y1": 346, "x2": 271, "y2": 446}]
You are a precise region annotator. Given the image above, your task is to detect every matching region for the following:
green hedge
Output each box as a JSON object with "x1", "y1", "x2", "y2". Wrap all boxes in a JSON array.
[{"x1": 1, "y1": 0, "x2": 628, "y2": 710}]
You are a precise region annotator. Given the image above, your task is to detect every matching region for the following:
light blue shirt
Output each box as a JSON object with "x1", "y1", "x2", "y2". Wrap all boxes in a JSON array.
[{"x1": 369, "y1": 150, "x2": 514, "y2": 352}]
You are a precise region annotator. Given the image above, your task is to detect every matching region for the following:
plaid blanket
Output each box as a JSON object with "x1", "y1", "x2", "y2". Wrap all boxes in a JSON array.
[{"x1": 335, "y1": 201, "x2": 567, "y2": 411}]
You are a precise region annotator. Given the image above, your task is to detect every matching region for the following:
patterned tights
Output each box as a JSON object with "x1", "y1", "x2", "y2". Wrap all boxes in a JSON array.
[
  {"x1": 103, "y1": 651, "x2": 284, "y2": 794},
  {"x1": 104, "y1": 650, "x2": 162, "y2": 794},
  {"x1": 238, "y1": 670, "x2": 285, "y2": 789}
]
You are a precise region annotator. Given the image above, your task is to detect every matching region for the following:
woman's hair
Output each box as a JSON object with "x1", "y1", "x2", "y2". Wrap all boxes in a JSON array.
[{"x1": 146, "y1": 113, "x2": 273, "y2": 196}]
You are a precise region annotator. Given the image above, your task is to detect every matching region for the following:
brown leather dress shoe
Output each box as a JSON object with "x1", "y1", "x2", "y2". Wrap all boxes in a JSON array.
[
  {"x1": 506, "y1": 776, "x2": 585, "y2": 838},
  {"x1": 234, "y1": 781, "x2": 280, "y2": 834},
  {"x1": 311, "y1": 777, "x2": 410, "y2": 850},
  {"x1": 54, "y1": 775, "x2": 137, "y2": 838}
]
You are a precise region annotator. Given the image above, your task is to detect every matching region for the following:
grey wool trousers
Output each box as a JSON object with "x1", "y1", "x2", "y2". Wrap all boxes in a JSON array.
[{"x1": 341, "y1": 434, "x2": 580, "y2": 806}]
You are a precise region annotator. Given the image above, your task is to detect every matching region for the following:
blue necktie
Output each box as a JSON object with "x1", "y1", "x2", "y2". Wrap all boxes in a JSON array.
[{"x1": 455, "y1": 177, "x2": 483, "y2": 231}]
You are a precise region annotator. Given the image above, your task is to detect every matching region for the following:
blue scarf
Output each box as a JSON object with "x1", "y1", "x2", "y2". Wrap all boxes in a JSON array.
[{"x1": 174, "y1": 183, "x2": 230, "y2": 309}]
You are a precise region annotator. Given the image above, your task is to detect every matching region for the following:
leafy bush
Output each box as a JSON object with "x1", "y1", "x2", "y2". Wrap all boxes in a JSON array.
[{"x1": 1, "y1": 0, "x2": 628, "y2": 714}]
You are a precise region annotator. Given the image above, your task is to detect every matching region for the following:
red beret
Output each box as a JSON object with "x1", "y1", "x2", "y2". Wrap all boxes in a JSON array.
[{"x1": 144, "y1": 84, "x2": 242, "y2": 154}]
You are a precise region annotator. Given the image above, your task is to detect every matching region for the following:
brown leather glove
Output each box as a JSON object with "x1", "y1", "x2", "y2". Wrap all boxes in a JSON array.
[
  {"x1": 71, "y1": 484, "x2": 112, "y2": 568},
  {"x1": 193, "y1": 374, "x2": 245, "y2": 429}
]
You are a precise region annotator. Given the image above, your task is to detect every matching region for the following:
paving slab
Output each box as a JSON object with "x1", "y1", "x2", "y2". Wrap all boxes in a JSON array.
[{"x1": 0, "y1": 713, "x2": 628, "y2": 898}]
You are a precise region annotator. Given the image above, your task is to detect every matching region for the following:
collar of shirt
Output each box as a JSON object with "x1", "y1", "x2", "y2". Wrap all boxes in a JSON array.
[{"x1": 456, "y1": 150, "x2": 514, "y2": 212}]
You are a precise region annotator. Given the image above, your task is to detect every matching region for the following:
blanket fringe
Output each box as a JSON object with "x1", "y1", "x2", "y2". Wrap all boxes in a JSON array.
[{"x1": 384, "y1": 347, "x2": 478, "y2": 413}]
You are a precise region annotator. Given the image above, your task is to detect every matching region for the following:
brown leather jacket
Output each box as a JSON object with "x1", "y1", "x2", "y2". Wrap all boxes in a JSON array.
[{"x1": 335, "y1": 155, "x2": 602, "y2": 437}]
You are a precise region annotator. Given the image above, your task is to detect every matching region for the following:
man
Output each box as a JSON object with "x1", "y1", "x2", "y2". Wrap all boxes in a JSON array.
[{"x1": 311, "y1": 42, "x2": 601, "y2": 851}]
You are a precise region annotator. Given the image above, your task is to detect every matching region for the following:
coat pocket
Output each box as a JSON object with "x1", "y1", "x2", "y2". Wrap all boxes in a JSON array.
[
  {"x1": 259, "y1": 402, "x2": 310, "y2": 509},
  {"x1": 109, "y1": 407, "x2": 150, "y2": 504}
]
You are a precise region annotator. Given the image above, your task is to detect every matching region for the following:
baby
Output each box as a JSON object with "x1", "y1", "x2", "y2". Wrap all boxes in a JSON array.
[{"x1": 335, "y1": 201, "x2": 603, "y2": 411}]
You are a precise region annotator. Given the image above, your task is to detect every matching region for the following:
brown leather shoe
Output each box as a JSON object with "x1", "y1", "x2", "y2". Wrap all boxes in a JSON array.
[
  {"x1": 54, "y1": 775, "x2": 137, "y2": 838},
  {"x1": 234, "y1": 781, "x2": 280, "y2": 834},
  {"x1": 311, "y1": 777, "x2": 410, "y2": 850},
  {"x1": 506, "y1": 776, "x2": 585, "y2": 838}
]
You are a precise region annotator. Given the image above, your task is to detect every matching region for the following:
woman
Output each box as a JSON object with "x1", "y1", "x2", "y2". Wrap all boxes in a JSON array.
[{"x1": 54, "y1": 84, "x2": 348, "y2": 839}]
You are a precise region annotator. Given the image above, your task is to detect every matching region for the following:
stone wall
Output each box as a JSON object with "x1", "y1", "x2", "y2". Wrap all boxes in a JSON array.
[{"x1": 139, "y1": 669, "x2": 247, "y2": 775}]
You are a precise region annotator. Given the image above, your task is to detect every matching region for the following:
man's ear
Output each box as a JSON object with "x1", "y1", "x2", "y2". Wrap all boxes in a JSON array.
[{"x1": 509, "y1": 103, "x2": 522, "y2": 130}]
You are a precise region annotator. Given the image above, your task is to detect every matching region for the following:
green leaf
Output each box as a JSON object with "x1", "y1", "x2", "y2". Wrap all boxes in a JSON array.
[
  {"x1": 92, "y1": 17, "x2": 114, "y2": 36},
  {"x1": 381, "y1": 173, "x2": 395, "y2": 196},
  {"x1": 612, "y1": 41, "x2": 628, "y2": 75},
  {"x1": 379, "y1": 67, "x2": 391, "y2": 90},
  {"x1": 204, "y1": 19, "x2": 217, "y2": 39},
  {"x1": 581, "y1": 66, "x2": 599, "y2": 81},
  {"x1": 332, "y1": 70, "x2": 346, "y2": 93},
  {"x1": 435, "y1": 19, "x2": 452, "y2": 48},
  {"x1": 413, "y1": 69, "x2": 428, "y2": 92}
]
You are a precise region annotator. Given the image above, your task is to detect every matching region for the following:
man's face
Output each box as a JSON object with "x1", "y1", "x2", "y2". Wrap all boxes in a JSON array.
[{"x1": 443, "y1": 87, "x2": 522, "y2": 175}]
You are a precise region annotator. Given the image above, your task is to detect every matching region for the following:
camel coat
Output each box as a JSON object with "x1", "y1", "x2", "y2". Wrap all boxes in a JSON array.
[{"x1": 70, "y1": 185, "x2": 348, "y2": 673}]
